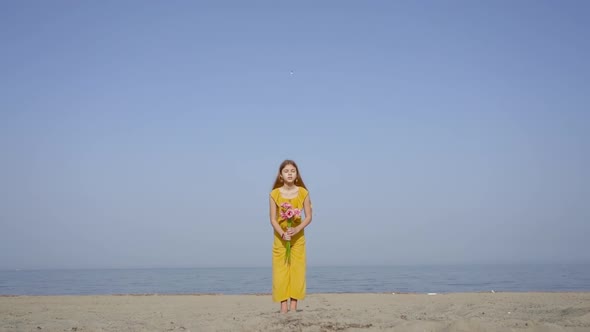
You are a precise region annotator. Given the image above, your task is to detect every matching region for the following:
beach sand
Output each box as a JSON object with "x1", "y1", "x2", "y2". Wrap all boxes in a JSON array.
[{"x1": 1, "y1": 292, "x2": 589, "y2": 331}]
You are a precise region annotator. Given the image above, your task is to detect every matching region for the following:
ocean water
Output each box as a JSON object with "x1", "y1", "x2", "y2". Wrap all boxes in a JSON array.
[{"x1": 1, "y1": 264, "x2": 589, "y2": 296}]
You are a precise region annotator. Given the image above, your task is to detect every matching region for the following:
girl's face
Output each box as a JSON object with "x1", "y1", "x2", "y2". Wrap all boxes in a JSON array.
[{"x1": 281, "y1": 164, "x2": 297, "y2": 184}]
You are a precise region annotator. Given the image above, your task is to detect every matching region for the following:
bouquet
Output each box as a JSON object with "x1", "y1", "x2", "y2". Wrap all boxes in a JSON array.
[{"x1": 280, "y1": 202, "x2": 301, "y2": 264}]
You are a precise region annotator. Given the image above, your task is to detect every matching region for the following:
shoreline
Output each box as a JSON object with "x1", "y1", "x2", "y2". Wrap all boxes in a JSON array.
[{"x1": 2, "y1": 292, "x2": 590, "y2": 331}]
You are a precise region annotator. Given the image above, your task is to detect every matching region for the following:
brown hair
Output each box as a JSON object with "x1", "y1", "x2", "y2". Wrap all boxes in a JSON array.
[{"x1": 272, "y1": 159, "x2": 308, "y2": 190}]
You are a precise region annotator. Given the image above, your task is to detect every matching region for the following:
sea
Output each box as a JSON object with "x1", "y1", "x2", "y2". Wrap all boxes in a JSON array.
[{"x1": 1, "y1": 264, "x2": 589, "y2": 296}]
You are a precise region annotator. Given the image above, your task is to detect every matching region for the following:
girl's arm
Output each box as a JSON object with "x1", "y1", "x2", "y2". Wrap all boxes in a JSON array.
[
  {"x1": 269, "y1": 196, "x2": 289, "y2": 239},
  {"x1": 292, "y1": 194, "x2": 312, "y2": 234}
]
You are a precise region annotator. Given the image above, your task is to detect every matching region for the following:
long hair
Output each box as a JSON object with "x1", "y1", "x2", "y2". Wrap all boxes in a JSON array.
[{"x1": 272, "y1": 159, "x2": 308, "y2": 190}]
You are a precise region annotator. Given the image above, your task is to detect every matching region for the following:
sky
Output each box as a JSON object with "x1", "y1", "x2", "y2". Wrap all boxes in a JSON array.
[{"x1": 1, "y1": 1, "x2": 589, "y2": 269}]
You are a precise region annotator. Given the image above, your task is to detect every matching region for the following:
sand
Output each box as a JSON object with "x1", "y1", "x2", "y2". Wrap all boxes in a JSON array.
[{"x1": 1, "y1": 292, "x2": 589, "y2": 331}]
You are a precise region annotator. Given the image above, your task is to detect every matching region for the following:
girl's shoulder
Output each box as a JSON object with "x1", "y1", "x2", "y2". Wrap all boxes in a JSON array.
[
  {"x1": 298, "y1": 186, "x2": 309, "y2": 198},
  {"x1": 269, "y1": 188, "x2": 281, "y2": 201}
]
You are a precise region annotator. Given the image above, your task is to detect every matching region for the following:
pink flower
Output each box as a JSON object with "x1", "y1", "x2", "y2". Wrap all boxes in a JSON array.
[
  {"x1": 281, "y1": 202, "x2": 292, "y2": 209},
  {"x1": 294, "y1": 209, "x2": 301, "y2": 217},
  {"x1": 285, "y1": 209, "x2": 295, "y2": 219},
  {"x1": 280, "y1": 211, "x2": 288, "y2": 219}
]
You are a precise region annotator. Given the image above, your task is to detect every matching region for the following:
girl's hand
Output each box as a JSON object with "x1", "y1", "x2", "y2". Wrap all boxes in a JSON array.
[
  {"x1": 287, "y1": 227, "x2": 300, "y2": 237},
  {"x1": 281, "y1": 232, "x2": 291, "y2": 241}
]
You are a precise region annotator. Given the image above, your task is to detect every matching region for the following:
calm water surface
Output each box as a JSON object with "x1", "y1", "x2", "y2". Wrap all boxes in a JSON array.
[{"x1": 1, "y1": 264, "x2": 589, "y2": 295}]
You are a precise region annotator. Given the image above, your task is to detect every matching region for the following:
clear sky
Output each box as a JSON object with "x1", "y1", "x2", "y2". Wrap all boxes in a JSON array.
[{"x1": 1, "y1": 1, "x2": 589, "y2": 269}]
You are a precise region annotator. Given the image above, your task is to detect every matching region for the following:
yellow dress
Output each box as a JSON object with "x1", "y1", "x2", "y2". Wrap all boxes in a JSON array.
[{"x1": 270, "y1": 186, "x2": 308, "y2": 302}]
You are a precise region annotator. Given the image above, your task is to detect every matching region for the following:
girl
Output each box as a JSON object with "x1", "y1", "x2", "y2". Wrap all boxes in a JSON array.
[{"x1": 269, "y1": 159, "x2": 313, "y2": 313}]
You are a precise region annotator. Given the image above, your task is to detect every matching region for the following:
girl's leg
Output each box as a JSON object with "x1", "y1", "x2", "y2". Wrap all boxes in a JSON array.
[
  {"x1": 289, "y1": 298, "x2": 298, "y2": 311},
  {"x1": 280, "y1": 300, "x2": 288, "y2": 313}
]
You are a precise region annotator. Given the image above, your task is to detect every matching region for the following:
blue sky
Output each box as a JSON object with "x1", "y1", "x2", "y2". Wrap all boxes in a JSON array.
[{"x1": 1, "y1": 1, "x2": 589, "y2": 269}]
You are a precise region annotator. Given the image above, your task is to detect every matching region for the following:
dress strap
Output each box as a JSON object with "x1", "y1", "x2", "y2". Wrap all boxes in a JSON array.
[
  {"x1": 270, "y1": 188, "x2": 280, "y2": 206},
  {"x1": 298, "y1": 187, "x2": 309, "y2": 200}
]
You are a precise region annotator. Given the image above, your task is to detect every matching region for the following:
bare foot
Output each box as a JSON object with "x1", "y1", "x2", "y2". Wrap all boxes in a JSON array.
[
  {"x1": 280, "y1": 300, "x2": 288, "y2": 314},
  {"x1": 289, "y1": 298, "x2": 298, "y2": 312}
]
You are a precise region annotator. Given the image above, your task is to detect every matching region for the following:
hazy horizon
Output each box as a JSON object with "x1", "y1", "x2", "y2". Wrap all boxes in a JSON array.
[{"x1": 1, "y1": 1, "x2": 589, "y2": 270}]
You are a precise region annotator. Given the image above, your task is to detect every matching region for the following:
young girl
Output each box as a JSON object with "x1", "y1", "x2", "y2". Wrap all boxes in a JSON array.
[{"x1": 269, "y1": 159, "x2": 313, "y2": 313}]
